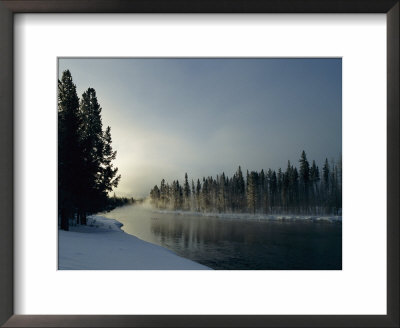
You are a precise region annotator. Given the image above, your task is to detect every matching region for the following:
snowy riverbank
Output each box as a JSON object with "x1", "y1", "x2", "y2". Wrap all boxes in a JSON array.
[
  {"x1": 151, "y1": 209, "x2": 342, "y2": 223},
  {"x1": 58, "y1": 215, "x2": 211, "y2": 270}
]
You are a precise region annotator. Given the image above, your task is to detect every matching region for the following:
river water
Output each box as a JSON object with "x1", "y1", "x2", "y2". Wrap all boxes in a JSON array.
[{"x1": 103, "y1": 204, "x2": 342, "y2": 270}]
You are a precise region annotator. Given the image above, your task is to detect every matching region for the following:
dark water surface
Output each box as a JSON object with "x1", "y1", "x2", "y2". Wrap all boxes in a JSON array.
[{"x1": 103, "y1": 205, "x2": 342, "y2": 270}]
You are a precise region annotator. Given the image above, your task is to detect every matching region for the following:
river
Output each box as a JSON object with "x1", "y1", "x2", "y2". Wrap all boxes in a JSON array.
[{"x1": 102, "y1": 204, "x2": 342, "y2": 270}]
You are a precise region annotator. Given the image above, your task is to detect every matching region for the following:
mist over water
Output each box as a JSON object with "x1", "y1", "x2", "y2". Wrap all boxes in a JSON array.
[{"x1": 103, "y1": 204, "x2": 342, "y2": 270}]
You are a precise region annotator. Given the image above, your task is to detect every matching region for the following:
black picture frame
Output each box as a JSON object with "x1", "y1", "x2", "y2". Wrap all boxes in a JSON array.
[{"x1": 0, "y1": 1, "x2": 398, "y2": 327}]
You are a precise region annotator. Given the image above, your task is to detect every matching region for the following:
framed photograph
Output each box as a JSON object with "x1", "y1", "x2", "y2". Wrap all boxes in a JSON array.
[
  {"x1": 1, "y1": 1, "x2": 398, "y2": 327},
  {"x1": 57, "y1": 57, "x2": 343, "y2": 272}
]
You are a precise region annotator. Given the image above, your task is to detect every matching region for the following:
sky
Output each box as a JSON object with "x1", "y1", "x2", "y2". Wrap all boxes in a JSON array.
[{"x1": 59, "y1": 58, "x2": 342, "y2": 198}]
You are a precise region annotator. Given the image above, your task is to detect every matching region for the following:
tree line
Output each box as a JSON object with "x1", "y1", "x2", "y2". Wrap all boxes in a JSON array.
[
  {"x1": 58, "y1": 70, "x2": 122, "y2": 231},
  {"x1": 106, "y1": 194, "x2": 135, "y2": 212},
  {"x1": 149, "y1": 151, "x2": 342, "y2": 215}
]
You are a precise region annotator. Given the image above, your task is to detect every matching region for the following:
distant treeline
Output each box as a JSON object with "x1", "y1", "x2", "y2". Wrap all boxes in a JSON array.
[
  {"x1": 105, "y1": 195, "x2": 136, "y2": 212},
  {"x1": 58, "y1": 70, "x2": 121, "y2": 231},
  {"x1": 149, "y1": 151, "x2": 342, "y2": 215}
]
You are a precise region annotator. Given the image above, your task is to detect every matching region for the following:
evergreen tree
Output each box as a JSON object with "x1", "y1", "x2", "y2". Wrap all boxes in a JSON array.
[
  {"x1": 58, "y1": 70, "x2": 82, "y2": 231},
  {"x1": 292, "y1": 167, "x2": 299, "y2": 212},
  {"x1": 160, "y1": 179, "x2": 166, "y2": 208},
  {"x1": 247, "y1": 171, "x2": 258, "y2": 214},
  {"x1": 150, "y1": 185, "x2": 160, "y2": 205},
  {"x1": 99, "y1": 126, "x2": 121, "y2": 201},
  {"x1": 322, "y1": 158, "x2": 330, "y2": 208},
  {"x1": 196, "y1": 179, "x2": 201, "y2": 211},
  {"x1": 202, "y1": 178, "x2": 209, "y2": 211},
  {"x1": 282, "y1": 163, "x2": 290, "y2": 211},
  {"x1": 299, "y1": 150, "x2": 310, "y2": 211},
  {"x1": 277, "y1": 168, "x2": 283, "y2": 210},
  {"x1": 270, "y1": 170, "x2": 277, "y2": 212},
  {"x1": 183, "y1": 173, "x2": 191, "y2": 210},
  {"x1": 323, "y1": 158, "x2": 330, "y2": 189},
  {"x1": 191, "y1": 179, "x2": 196, "y2": 210},
  {"x1": 217, "y1": 173, "x2": 226, "y2": 213},
  {"x1": 78, "y1": 88, "x2": 120, "y2": 222},
  {"x1": 236, "y1": 166, "x2": 245, "y2": 211},
  {"x1": 166, "y1": 182, "x2": 171, "y2": 208},
  {"x1": 58, "y1": 71, "x2": 121, "y2": 229},
  {"x1": 260, "y1": 169, "x2": 266, "y2": 213},
  {"x1": 310, "y1": 160, "x2": 320, "y2": 209}
]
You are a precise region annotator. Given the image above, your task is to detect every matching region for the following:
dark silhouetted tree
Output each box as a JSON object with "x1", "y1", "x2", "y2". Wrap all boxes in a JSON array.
[{"x1": 58, "y1": 70, "x2": 82, "y2": 231}]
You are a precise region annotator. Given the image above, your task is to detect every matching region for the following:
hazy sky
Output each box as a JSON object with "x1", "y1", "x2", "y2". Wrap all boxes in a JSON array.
[{"x1": 59, "y1": 58, "x2": 342, "y2": 198}]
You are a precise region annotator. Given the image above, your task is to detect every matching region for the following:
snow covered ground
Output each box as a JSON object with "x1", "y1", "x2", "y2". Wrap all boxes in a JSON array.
[
  {"x1": 58, "y1": 215, "x2": 211, "y2": 270},
  {"x1": 152, "y1": 209, "x2": 342, "y2": 223}
]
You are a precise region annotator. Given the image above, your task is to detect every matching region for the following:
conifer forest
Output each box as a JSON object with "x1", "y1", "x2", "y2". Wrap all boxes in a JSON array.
[{"x1": 150, "y1": 152, "x2": 342, "y2": 216}]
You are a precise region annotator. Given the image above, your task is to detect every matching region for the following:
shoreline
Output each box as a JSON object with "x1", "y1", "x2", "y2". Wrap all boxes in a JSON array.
[
  {"x1": 150, "y1": 208, "x2": 342, "y2": 223},
  {"x1": 58, "y1": 215, "x2": 211, "y2": 270}
]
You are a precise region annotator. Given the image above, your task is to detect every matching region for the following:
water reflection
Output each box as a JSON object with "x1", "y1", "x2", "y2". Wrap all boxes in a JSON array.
[{"x1": 103, "y1": 205, "x2": 342, "y2": 270}]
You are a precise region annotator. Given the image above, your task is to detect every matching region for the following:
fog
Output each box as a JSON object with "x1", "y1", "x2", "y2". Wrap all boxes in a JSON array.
[{"x1": 59, "y1": 58, "x2": 342, "y2": 198}]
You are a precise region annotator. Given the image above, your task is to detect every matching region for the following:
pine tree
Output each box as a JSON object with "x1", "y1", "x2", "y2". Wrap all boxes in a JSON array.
[
  {"x1": 202, "y1": 177, "x2": 209, "y2": 211},
  {"x1": 99, "y1": 126, "x2": 121, "y2": 201},
  {"x1": 196, "y1": 179, "x2": 201, "y2": 211},
  {"x1": 150, "y1": 185, "x2": 160, "y2": 205},
  {"x1": 191, "y1": 179, "x2": 195, "y2": 211},
  {"x1": 259, "y1": 169, "x2": 266, "y2": 213},
  {"x1": 78, "y1": 88, "x2": 120, "y2": 222},
  {"x1": 178, "y1": 182, "x2": 183, "y2": 209},
  {"x1": 218, "y1": 173, "x2": 226, "y2": 213},
  {"x1": 183, "y1": 173, "x2": 191, "y2": 210},
  {"x1": 277, "y1": 168, "x2": 283, "y2": 210},
  {"x1": 166, "y1": 182, "x2": 171, "y2": 208},
  {"x1": 323, "y1": 158, "x2": 330, "y2": 188},
  {"x1": 282, "y1": 163, "x2": 290, "y2": 212},
  {"x1": 58, "y1": 71, "x2": 121, "y2": 228},
  {"x1": 322, "y1": 158, "x2": 330, "y2": 208},
  {"x1": 58, "y1": 70, "x2": 82, "y2": 231},
  {"x1": 310, "y1": 160, "x2": 320, "y2": 209},
  {"x1": 292, "y1": 167, "x2": 299, "y2": 212},
  {"x1": 247, "y1": 171, "x2": 258, "y2": 214},
  {"x1": 269, "y1": 170, "x2": 277, "y2": 212},
  {"x1": 160, "y1": 179, "x2": 166, "y2": 208},
  {"x1": 299, "y1": 150, "x2": 310, "y2": 212},
  {"x1": 78, "y1": 87, "x2": 103, "y2": 219},
  {"x1": 236, "y1": 166, "x2": 245, "y2": 211}
]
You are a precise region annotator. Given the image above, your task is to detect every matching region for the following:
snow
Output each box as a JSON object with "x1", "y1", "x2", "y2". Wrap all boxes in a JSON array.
[
  {"x1": 58, "y1": 215, "x2": 211, "y2": 270},
  {"x1": 152, "y1": 209, "x2": 342, "y2": 223}
]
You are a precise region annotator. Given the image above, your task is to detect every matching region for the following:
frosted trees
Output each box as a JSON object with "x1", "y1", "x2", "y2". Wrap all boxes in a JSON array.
[
  {"x1": 160, "y1": 179, "x2": 167, "y2": 208},
  {"x1": 150, "y1": 185, "x2": 160, "y2": 205},
  {"x1": 191, "y1": 180, "x2": 196, "y2": 210},
  {"x1": 246, "y1": 171, "x2": 258, "y2": 214},
  {"x1": 299, "y1": 150, "x2": 310, "y2": 209},
  {"x1": 149, "y1": 152, "x2": 342, "y2": 215},
  {"x1": 183, "y1": 173, "x2": 191, "y2": 210},
  {"x1": 217, "y1": 173, "x2": 226, "y2": 213},
  {"x1": 196, "y1": 179, "x2": 201, "y2": 211},
  {"x1": 310, "y1": 160, "x2": 320, "y2": 211}
]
